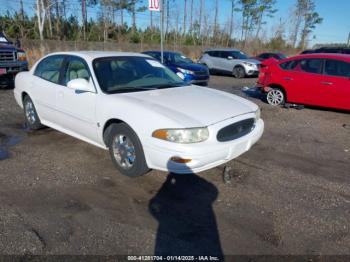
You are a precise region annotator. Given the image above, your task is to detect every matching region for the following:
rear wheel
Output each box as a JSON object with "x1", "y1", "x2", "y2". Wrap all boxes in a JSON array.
[
  {"x1": 266, "y1": 88, "x2": 285, "y2": 106},
  {"x1": 23, "y1": 95, "x2": 44, "y2": 130},
  {"x1": 233, "y1": 66, "x2": 246, "y2": 78},
  {"x1": 107, "y1": 123, "x2": 149, "y2": 177}
]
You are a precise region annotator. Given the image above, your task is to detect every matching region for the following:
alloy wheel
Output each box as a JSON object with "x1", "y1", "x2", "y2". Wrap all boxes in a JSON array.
[
  {"x1": 267, "y1": 89, "x2": 284, "y2": 106},
  {"x1": 25, "y1": 100, "x2": 37, "y2": 124},
  {"x1": 112, "y1": 134, "x2": 136, "y2": 170}
]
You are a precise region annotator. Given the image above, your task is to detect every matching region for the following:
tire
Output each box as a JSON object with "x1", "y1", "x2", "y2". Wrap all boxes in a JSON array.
[
  {"x1": 107, "y1": 123, "x2": 149, "y2": 177},
  {"x1": 23, "y1": 95, "x2": 44, "y2": 130},
  {"x1": 266, "y1": 87, "x2": 285, "y2": 106},
  {"x1": 233, "y1": 66, "x2": 246, "y2": 78}
]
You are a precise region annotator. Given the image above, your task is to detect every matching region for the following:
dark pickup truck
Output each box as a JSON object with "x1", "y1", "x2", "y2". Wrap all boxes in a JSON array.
[{"x1": 0, "y1": 32, "x2": 28, "y2": 88}]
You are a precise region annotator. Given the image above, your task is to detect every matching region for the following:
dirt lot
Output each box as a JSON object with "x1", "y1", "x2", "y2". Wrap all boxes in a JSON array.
[{"x1": 0, "y1": 75, "x2": 349, "y2": 257}]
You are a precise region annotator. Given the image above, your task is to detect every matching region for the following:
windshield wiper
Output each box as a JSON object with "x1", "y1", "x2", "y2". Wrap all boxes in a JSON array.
[
  {"x1": 109, "y1": 86, "x2": 158, "y2": 93},
  {"x1": 108, "y1": 83, "x2": 185, "y2": 94}
]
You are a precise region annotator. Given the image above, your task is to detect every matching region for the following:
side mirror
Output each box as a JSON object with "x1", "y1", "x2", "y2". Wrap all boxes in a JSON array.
[
  {"x1": 67, "y1": 78, "x2": 95, "y2": 93},
  {"x1": 227, "y1": 56, "x2": 233, "y2": 60}
]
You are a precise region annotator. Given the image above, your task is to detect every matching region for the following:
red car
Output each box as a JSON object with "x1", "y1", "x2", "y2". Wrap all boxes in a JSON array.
[{"x1": 257, "y1": 53, "x2": 350, "y2": 111}]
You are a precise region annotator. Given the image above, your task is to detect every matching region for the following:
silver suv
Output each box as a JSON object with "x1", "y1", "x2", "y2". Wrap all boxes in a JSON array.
[{"x1": 198, "y1": 48, "x2": 260, "y2": 78}]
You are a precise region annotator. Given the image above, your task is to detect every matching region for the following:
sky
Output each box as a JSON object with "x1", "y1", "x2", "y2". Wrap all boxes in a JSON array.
[
  {"x1": 207, "y1": 0, "x2": 350, "y2": 46},
  {"x1": 1, "y1": 0, "x2": 350, "y2": 47}
]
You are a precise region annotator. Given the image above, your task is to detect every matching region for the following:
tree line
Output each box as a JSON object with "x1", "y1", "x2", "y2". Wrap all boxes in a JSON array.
[{"x1": 0, "y1": 0, "x2": 322, "y2": 50}]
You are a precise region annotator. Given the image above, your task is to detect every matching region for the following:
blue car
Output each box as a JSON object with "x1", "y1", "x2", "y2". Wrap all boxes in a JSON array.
[{"x1": 142, "y1": 51, "x2": 210, "y2": 86}]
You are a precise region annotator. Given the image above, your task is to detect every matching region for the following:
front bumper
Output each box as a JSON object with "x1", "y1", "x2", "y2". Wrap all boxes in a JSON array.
[
  {"x1": 245, "y1": 69, "x2": 259, "y2": 76},
  {"x1": 143, "y1": 115, "x2": 264, "y2": 174},
  {"x1": 184, "y1": 73, "x2": 209, "y2": 85},
  {"x1": 0, "y1": 61, "x2": 28, "y2": 87},
  {"x1": 243, "y1": 64, "x2": 259, "y2": 76}
]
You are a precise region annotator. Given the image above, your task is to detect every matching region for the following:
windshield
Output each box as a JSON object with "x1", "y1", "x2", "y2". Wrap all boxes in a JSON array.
[
  {"x1": 278, "y1": 53, "x2": 287, "y2": 59},
  {"x1": 93, "y1": 56, "x2": 186, "y2": 94},
  {"x1": 172, "y1": 53, "x2": 193, "y2": 64},
  {"x1": 0, "y1": 33, "x2": 9, "y2": 43}
]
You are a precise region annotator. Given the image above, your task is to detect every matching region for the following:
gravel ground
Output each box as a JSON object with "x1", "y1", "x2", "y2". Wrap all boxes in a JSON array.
[{"x1": 0, "y1": 74, "x2": 349, "y2": 257}]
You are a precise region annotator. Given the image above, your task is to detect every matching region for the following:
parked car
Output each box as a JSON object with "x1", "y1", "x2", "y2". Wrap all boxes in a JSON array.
[
  {"x1": 253, "y1": 52, "x2": 287, "y2": 62},
  {"x1": 300, "y1": 49, "x2": 315, "y2": 54},
  {"x1": 257, "y1": 53, "x2": 350, "y2": 111},
  {"x1": 142, "y1": 51, "x2": 210, "y2": 86},
  {"x1": 301, "y1": 47, "x2": 350, "y2": 55},
  {"x1": 14, "y1": 51, "x2": 264, "y2": 177},
  {"x1": 198, "y1": 48, "x2": 260, "y2": 78},
  {"x1": 0, "y1": 32, "x2": 28, "y2": 88}
]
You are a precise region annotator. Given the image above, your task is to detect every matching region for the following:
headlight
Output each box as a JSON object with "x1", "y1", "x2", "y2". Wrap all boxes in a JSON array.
[
  {"x1": 17, "y1": 51, "x2": 27, "y2": 62},
  {"x1": 152, "y1": 127, "x2": 209, "y2": 143},
  {"x1": 255, "y1": 108, "x2": 261, "y2": 120},
  {"x1": 242, "y1": 62, "x2": 254, "y2": 67},
  {"x1": 177, "y1": 68, "x2": 194, "y2": 75}
]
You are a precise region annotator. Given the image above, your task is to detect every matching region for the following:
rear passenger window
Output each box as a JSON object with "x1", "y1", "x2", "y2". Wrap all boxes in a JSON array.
[
  {"x1": 34, "y1": 55, "x2": 65, "y2": 84},
  {"x1": 324, "y1": 59, "x2": 350, "y2": 78},
  {"x1": 219, "y1": 51, "x2": 229, "y2": 58},
  {"x1": 300, "y1": 59, "x2": 323, "y2": 74},
  {"x1": 279, "y1": 60, "x2": 299, "y2": 70}
]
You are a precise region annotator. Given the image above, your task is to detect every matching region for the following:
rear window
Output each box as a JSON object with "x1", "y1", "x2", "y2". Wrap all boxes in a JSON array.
[{"x1": 279, "y1": 60, "x2": 299, "y2": 70}]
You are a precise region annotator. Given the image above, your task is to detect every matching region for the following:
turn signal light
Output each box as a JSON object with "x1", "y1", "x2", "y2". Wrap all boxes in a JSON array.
[{"x1": 152, "y1": 129, "x2": 168, "y2": 140}]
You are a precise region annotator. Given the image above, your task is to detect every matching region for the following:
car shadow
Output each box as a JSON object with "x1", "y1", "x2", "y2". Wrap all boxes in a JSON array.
[
  {"x1": 241, "y1": 86, "x2": 264, "y2": 100},
  {"x1": 149, "y1": 161, "x2": 223, "y2": 259}
]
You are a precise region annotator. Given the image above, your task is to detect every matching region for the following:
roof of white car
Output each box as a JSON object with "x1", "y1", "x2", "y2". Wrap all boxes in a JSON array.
[{"x1": 49, "y1": 51, "x2": 150, "y2": 60}]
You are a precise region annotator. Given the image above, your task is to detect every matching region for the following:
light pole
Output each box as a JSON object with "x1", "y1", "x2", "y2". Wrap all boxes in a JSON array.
[{"x1": 160, "y1": 0, "x2": 164, "y2": 63}]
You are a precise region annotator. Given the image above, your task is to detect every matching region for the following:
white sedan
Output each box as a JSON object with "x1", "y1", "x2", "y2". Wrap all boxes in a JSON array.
[{"x1": 14, "y1": 51, "x2": 264, "y2": 177}]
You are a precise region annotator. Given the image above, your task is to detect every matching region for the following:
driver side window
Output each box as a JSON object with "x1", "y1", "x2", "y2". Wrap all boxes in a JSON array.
[{"x1": 64, "y1": 57, "x2": 90, "y2": 86}]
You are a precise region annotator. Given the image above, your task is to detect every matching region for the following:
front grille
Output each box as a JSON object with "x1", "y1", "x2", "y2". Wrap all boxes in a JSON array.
[
  {"x1": 0, "y1": 51, "x2": 15, "y2": 62},
  {"x1": 194, "y1": 70, "x2": 208, "y2": 76},
  {"x1": 217, "y1": 118, "x2": 255, "y2": 142}
]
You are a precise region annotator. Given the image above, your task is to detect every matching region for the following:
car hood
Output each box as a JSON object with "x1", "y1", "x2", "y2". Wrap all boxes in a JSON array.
[
  {"x1": 175, "y1": 62, "x2": 208, "y2": 72},
  {"x1": 117, "y1": 85, "x2": 257, "y2": 127},
  {"x1": 0, "y1": 43, "x2": 18, "y2": 51}
]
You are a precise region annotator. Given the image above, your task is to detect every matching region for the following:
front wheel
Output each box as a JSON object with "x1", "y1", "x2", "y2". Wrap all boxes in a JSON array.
[
  {"x1": 233, "y1": 66, "x2": 246, "y2": 78},
  {"x1": 23, "y1": 95, "x2": 44, "y2": 130},
  {"x1": 107, "y1": 123, "x2": 149, "y2": 177},
  {"x1": 266, "y1": 88, "x2": 285, "y2": 106}
]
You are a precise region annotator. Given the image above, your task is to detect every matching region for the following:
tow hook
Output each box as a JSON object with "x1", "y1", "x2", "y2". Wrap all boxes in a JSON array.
[{"x1": 223, "y1": 165, "x2": 232, "y2": 184}]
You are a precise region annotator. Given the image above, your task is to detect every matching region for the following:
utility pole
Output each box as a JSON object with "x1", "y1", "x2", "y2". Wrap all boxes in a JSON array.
[
  {"x1": 347, "y1": 32, "x2": 350, "y2": 47},
  {"x1": 160, "y1": 0, "x2": 164, "y2": 63}
]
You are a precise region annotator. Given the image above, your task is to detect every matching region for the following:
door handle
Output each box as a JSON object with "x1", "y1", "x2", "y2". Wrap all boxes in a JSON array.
[
  {"x1": 284, "y1": 77, "x2": 293, "y2": 81},
  {"x1": 320, "y1": 81, "x2": 333, "y2": 85},
  {"x1": 58, "y1": 91, "x2": 64, "y2": 98}
]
